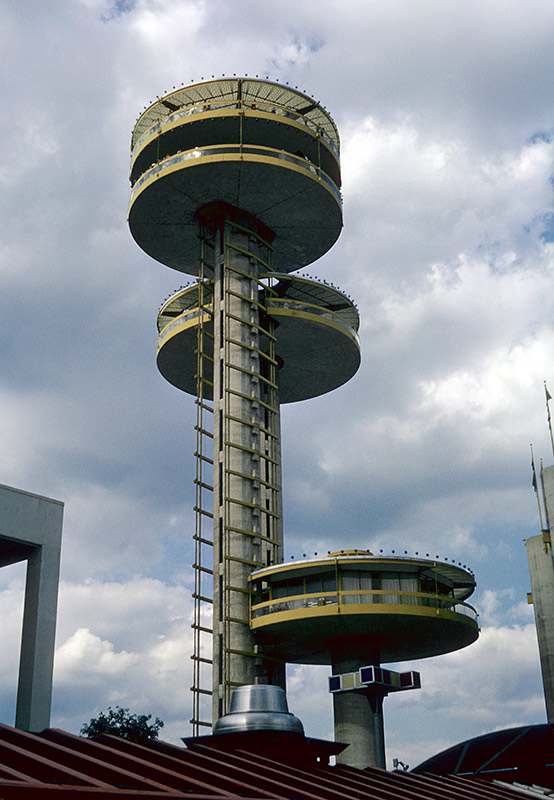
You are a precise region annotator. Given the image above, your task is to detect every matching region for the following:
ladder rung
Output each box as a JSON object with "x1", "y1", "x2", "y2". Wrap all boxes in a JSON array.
[
  {"x1": 224, "y1": 647, "x2": 257, "y2": 658},
  {"x1": 193, "y1": 534, "x2": 213, "y2": 545},
  {"x1": 194, "y1": 426, "x2": 214, "y2": 438},
  {"x1": 225, "y1": 311, "x2": 277, "y2": 341},
  {"x1": 225, "y1": 616, "x2": 250, "y2": 626},
  {"x1": 225, "y1": 440, "x2": 279, "y2": 466},
  {"x1": 225, "y1": 363, "x2": 278, "y2": 392},
  {"x1": 225, "y1": 467, "x2": 280, "y2": 492},
  {"x1": 193, "y1": 563, "x2": 213, "y2": 575},
  {"x1": 223, "y1": 585, "x2": 251, "y2": 597},
  {"x1": 225, "y1": 497, "x2": 281, "y2": 518},
  {"x1": 225, "y1": 288, "x2": 267, "y2": 312},
  {"x1": 194, "y1": 452, "x2": 214, "y2": 464},
  {"x1": 225, "y1": 387, "x2": 278, "y2": 412},
  {"x1": 190, "y1": 655, "x2": 213, "y2": 664},
  {"x1": 190, "y1": 687, "x2": 213, "y2": 696},
  {"x1": 225, "y1": 337, "x2": 278, "y2": 366},
  {"x1": 224, "y1": 525, "x2": 280, "y2": 546},
  {"x1": 193, "y1": 507, "x2": 214, "y2": 518},
  {"x1": 225, "y1": 554, "x2": 263, "y2": 568},
  {"x1": 195, "y1": 375, "x2": 214, "y2": 387},
  {"x1": 194, "y1": 480, "x2": 214, "y2": 491},
  {"x1": 192, "y1": 594, "x2": 213, "y2": 604},
  {"x1": 224, "y1": 414, "x2": 277, "y2": 439},
  {"x1": 191, "y1": 623, "x2": 213, "y2": 633},
  {"x1": 195, "y1": 350, "x2": 214, "y2": 363},
  {"x1": 194, "y1": 397, "x2": 214, "y2": 413}
]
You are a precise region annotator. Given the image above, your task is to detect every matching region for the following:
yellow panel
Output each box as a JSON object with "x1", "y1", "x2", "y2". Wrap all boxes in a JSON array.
[{"x1": 341, "y1": 673, "x2": 355, "y2": 690}]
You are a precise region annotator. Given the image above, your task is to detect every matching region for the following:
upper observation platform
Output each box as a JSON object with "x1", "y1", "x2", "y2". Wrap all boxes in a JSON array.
[
  {"x1": 156, "y1": 274, "x2": 360, "y2": 403},
  {"x1": 249, "y1": 552, "x2": 479, "y2": 664},
  {"x1": 128, "y1": 78, "x2": 342, "y2": 275}
]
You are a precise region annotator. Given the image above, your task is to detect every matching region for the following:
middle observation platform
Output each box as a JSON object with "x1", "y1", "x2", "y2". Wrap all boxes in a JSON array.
[{"x1": 157, "y1": 273, "x2": 360, "y2": 404}]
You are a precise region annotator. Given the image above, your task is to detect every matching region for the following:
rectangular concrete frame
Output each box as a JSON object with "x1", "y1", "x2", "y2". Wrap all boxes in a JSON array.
[{"x1": 0, "y1": 483, "x2": 63, "y2": 731}]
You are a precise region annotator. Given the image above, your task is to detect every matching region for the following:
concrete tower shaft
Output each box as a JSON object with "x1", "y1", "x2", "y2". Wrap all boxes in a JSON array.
[
  {"x1": 208, "y1": 214, "x2": 285, "y2": 720},
  {"x1": 527, "y1": 463, "x2": 554, "y2": 722}
]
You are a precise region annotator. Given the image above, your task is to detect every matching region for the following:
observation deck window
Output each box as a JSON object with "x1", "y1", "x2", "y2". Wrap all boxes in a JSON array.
[
  {"x1": 305, "y1": 573, "x2": 338, "y2": 595},
  {"x1": 272, "y1": 577, "x2": 304, "y2": 599},
  {"x1": 420, "y1": 574, "x2": 454, "y2": 599}
]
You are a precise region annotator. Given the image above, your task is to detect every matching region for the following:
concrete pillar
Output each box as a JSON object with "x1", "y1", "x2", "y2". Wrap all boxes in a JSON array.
[
  {"x1": 0, "y1": 484, "x2": 63, "y2": 731},
  {"x1": 526, "y1": 462, "x2": 554, "y2": 723},
  {"x1": 332, "y1": 657, "x2": 386, "y2": 769},
  {"x1": 16, "y1": 544, "x2": 61, "y2": 730},
  {"x1": 211, "y1": 220, "x2": 285, "y2": 722},
  {"x1": 526, "y1": 534, "x2": 554, "y2": 722}
]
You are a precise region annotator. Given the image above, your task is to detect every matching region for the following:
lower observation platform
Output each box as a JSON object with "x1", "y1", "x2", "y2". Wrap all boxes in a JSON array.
[
  {"x1": 156, "y1": 274, "x2": 360, "y2": 403},
  {"x1": 249, "y1": 552, "x2": 479, "y2": 664}
]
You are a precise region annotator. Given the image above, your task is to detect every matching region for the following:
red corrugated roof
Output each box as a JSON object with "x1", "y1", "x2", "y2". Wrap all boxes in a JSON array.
[{"x1": 0, "y1": 723, "x2": 535, "y2": 799}]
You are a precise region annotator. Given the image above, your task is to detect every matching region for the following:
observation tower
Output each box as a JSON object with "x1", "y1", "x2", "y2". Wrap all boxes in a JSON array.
[{"x1": 128, "y1": 77, "x2": 479, "y2": 767}]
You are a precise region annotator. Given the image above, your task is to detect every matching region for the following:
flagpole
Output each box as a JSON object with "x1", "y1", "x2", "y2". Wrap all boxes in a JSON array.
[
  {"x1": 531, "y1": 443, "x2": 546, "y2": 535},
  {"x1": 545, "y1": 381, "x2": 554, "y2": 460}
]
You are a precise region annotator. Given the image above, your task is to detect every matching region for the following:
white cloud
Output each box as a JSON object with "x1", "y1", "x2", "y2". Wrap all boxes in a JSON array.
[
  {"x1": 51, "y1": 578, "x2": 193, "y2": 739},
  {"x1": 56, "y1": 628, "x2": 138, "y2": 681}
]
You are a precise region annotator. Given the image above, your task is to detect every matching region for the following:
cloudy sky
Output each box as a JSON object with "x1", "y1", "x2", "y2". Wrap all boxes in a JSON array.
[{"x1": 1, "y1": 0, "x2": 553, "y2": 769}]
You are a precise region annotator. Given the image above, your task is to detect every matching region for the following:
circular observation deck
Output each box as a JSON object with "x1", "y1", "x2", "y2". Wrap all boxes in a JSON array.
[
  {"x1": 128, "y1": 78, "x2": 342, "y2": 275},
  {"x1": 248, "y1": 552, "x2": 479, "y2": 664},
  {"x1": 156, "y1": 274, "x2": 360, "y2": 403}
]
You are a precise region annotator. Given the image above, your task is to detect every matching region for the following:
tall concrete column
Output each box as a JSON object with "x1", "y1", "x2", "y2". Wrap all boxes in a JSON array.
[
  {"x1": 211, "y1": 221, "x2": 285, "y2": 721},
  {"x1": 16, "y1": 542, "x2": 61, "y2": 731},
  {"x1": 526, "y1": 534, "x2": 554, "y2": 722},
  {"x1": 527, "y1": 464, "x2": 554, "y2": 723},
  {"x1": 332, "y1": 656, "x2": 386, "y2": 769},
  {"x1": 0, "y1": 484, "x2": 63, "y2": 732}
]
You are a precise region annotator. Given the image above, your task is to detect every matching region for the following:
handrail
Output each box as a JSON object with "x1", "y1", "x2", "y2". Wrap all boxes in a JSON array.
[
  {"x1": 158, "y1": 297, "x2": 360, "y2": 350},
  {"x1": 158, "y1": 304, "x2": 213, "y2": 346},
  {"x1": 250, "y1": 589, "x2": 479, "y2": 623},
  {"x1": 132, "y1": 101, "x2": 339, "y2": 160},
  {"x1": 266, "y1": 298, "x2": 359, "y2": 337},
  {"x1": 129, "y1": 144, "x2": 342, "y2": 206}
]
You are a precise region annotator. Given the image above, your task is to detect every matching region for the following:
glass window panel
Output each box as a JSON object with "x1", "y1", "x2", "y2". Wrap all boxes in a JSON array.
[
  {"x1": 341, "y1": 571, "x2": 359, "y2": 603},
  {"x1": 381, "y1": 574, "x2": 400, "y2": 604},
  {"x1": 341, "y1": 572, "x2": 360, "y2": 591},
  {"x1": 400, "y1": 575, "x2": 418, "y2": 605},
  {"x1": 322, "y1": 573, "x2": 337, "y2": 592},
  {"x1": 287, "y1": 579, "x2": 303, "y2": 596},
  {"x1": 273, "y1": 581, "x2": 287, "y2": 599},
  {"x1": 305, "y1": 576, "x2": 322, "y2": 595}
]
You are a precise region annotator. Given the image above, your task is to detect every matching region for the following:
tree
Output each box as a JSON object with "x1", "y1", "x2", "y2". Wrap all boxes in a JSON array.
[{"x1": 80, "y1": 706, "x2": 164, "y2": 742}]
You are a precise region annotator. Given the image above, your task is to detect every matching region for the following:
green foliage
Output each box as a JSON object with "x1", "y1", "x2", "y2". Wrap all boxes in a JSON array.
[{"x1": 80, "y1": 705, "x2": 164, "y2": 742}]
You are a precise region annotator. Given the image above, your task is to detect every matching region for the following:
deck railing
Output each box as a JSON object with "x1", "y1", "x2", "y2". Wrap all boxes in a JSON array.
[
  {"x1": 251, "y1": 589, "x2": 479, "y2": 623},
  {"x1": 133, "y1": 100, "x2": 339, "y2": 159}
]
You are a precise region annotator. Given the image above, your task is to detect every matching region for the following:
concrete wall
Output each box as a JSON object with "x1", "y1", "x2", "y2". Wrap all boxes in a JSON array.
[
  {"x1": 0, "y1": 484, "x2": 63, "y2": 731},
  {"x1": 527, "y1": 464, "x2": 554, "y2": 723}
]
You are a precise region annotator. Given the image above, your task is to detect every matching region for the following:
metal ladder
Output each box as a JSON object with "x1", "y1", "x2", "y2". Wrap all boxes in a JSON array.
[{"x1": 190, "y1": 236, "x2": 215, "y2": 735}]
